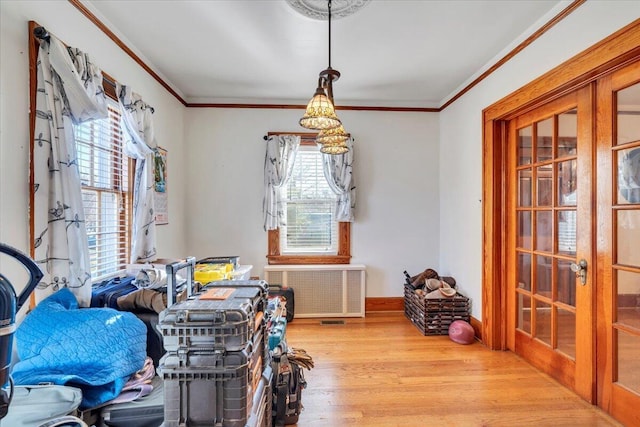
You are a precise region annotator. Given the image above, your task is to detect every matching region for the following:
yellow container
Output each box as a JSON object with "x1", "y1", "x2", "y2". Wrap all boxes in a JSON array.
[{"x1": 194, "y1": 263, "x2": 231, "y2": 283}]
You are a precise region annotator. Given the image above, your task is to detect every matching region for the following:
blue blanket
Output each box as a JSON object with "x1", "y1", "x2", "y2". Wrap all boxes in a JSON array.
[{"x1": 12, "y1": 288, "x2": 147, "y2": 409}]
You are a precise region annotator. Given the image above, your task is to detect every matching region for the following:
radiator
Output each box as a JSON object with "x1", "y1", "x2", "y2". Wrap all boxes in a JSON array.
[{"x1": 263, "y1": 264, "x2": 366, "y2": 318}]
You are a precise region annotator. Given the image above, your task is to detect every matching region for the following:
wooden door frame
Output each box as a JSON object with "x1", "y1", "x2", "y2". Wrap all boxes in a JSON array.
[{"x1": 482, "y1": 20, "x2": 640, "y2": 350}]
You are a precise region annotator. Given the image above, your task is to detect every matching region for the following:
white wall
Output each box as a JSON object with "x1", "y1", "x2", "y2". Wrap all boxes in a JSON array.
[
  {"x1": 0, "y1": 1, "x2": 187, "y2": 297},
  {"x1": 439, "y1": 1, "x2": 640, "y2": 318},
  {"x1": 3, "y1": 0, "x2": 638, "y2": 316},
  {"x1": 184, "y1": 108, "x2": 440, "y2": 297}
]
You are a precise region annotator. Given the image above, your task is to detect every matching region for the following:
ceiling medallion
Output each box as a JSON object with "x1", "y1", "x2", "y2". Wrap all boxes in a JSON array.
[{"x1": 285, "y1": 0, "x2": 371, "y2": 20}]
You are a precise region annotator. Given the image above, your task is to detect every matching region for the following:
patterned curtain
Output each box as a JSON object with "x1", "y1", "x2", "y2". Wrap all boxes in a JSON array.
[
  {"x1": 117, "y1": 85, "x2": 157, "y2": 263},
  {"x1": 322, "y1": 137, "x2": 356, "y2": 222},
  {"x1": 263, "y1": 135, "x2": 300, "y2": 231},
  {"x1": 32, "y1": 35, "x2": 109, "y2": 307}
]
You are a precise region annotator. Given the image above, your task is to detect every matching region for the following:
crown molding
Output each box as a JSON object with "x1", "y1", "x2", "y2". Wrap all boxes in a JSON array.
[{"x1": 69, "y1": 0, "x2": 585, "y2": 113}]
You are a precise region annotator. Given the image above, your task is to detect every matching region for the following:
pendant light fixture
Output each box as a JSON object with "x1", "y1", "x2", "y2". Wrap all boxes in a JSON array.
[
  {"x1": 320, "y1": 141, "x2": 349, "y2": 155},
  {"x1": 316, "y1": 124, "x2": 350, "y2": 145},
  {"x1": 298, "y1": 0, "x2": 350, "y2": 154}
]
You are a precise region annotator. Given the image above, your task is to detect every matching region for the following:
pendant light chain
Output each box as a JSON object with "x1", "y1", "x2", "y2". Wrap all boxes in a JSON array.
[
  {"x1": 328, "y1": 0, "x2": 332, "y2": 69},
  {"x1": 299, "y1": 0, "x2": 351, "y2": 153}
]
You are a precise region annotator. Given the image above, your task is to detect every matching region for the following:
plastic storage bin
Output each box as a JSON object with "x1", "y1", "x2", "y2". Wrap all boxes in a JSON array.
[
  {"x1": 160, "y1": 330, "x2": 264, "y2": 377},
  {"x1": 230, "y1": 265, "x2": 253, "y2": 281},
  {"x1": 197, "y1": 256, "x2": 240, "y2": 270},
  {"x1": 194, "y1": 263, "x2": 233, "y2": 283},
  {"x1": 247, "y1": 365, "x2": 272, "y2": 427},
  {"x1": 160, "y1": 284, "x2": 267, "y2": 352},
  {"x1": 160, "y1": 364, "x2": 251, "y2": 427},
  {"x1": 159, "y1": 347, "x2": 268, "y2": 427}
]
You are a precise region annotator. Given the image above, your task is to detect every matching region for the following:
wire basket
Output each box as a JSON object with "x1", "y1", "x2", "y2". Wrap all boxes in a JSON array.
[{"x1": 404, "y1": 284, "x2": 470, "y2": 335}]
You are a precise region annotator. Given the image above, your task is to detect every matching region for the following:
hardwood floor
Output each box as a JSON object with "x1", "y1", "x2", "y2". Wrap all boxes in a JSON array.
[{"x1": 285, "y1": 312, "x2": 622, "y2": 427}]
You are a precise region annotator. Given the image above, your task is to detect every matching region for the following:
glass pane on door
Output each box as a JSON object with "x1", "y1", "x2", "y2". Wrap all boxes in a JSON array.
[
  {"x1": 537, "y1": 166, "x2": 553, "y2": 206},
  {"x1": 518, "y1": 170, "x2": 532, "y2": 207},
  {"x1": 537, "y1": 118, "x2": 553, "y2": 162},
  {"x1": 557, "y1": 210, "x2": 576, "y2": 255},
  {"x1": 535, "y1": 300, "x2": 552, "y2": 346},
  {"x1": 518, "y1": 126, "x2": 532, "y2": 165},
  {"x1": 617, "y1": 270, "x2": 640, "y2": 330},
  {"x1": 535, "y1": 254, "x2": 553, "y2": 298},
  {"x1": 617, "y1": 210, "x2": 640, "y2": 266},
  {"x1": 556, "y1": 259, "x2": 576, "y2": 306},
  {"x1": 557, "y1": 307, "x2": 576, "y2": 359},
  {"x1": 518, "y1": 293, "x2": 531, "y2": 334},
  {"x1": 617, "y1": 147, "x2": 640, "y2": 204},
  {"x1": 558, "y1": 109, "x2": 577, "y2": 157},
  {"x1": 617, "y1": 330, "x2": 640, "y2": 393},
  {"x1": 517, "y1": 253, "x2": 532, "y2": 291},
  {"x1": 616, "y1": 84, "x2": 640, "y2": 145},
  {"x1": 536, "y1": 211, "x2": 552, "y2": 252},
  {"x1": 517, "y1": 211, "x2": 531, "y2": 249},
  {"x1": 558, "y1": 160, "x2": 577, "y2": 206}
]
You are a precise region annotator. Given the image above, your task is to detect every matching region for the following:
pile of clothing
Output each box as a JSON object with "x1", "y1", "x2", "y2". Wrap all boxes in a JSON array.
[{"x1": 404, "y1": 268, "x2": 458, "y2": 299}]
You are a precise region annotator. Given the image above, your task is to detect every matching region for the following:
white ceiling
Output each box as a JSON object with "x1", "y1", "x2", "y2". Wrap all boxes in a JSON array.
[{"x1": 85, "y1": 0, "x2": 564, "y2": 107}]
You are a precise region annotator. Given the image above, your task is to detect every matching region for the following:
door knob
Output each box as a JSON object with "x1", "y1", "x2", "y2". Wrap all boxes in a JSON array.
[{"x1": 570, "y1": 259, "x2": 588, "y2": 285}]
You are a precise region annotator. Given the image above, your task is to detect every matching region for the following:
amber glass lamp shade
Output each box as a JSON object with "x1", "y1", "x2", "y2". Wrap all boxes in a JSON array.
[
  {"x1": 299, "y1": 87, "x2": 342, "y2": 130},
  {"x1": 316, "y1": 124, "x2": 350, "y2": 145}
]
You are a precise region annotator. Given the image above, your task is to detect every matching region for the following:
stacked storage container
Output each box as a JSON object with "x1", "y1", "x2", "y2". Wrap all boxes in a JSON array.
[{"x1": 158, "y1": 274, "x2": 271, "y2": 427}]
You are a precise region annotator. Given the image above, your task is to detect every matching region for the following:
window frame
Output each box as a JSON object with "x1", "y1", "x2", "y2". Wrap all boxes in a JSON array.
[
  {"x1": 267, "y1": 134, "x2": 351, "y2": 265},
  {"x1": 75, "y1": 102, "x2": 133, "y2": 281}
]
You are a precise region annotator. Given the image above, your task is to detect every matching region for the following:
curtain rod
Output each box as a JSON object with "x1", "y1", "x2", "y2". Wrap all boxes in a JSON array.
[
  {"x1": 263, "y1": 132, "x2": 318, "y2": 140},
  {"x1": 31, "y1": 25, "x2": 154, "y2": 113}
]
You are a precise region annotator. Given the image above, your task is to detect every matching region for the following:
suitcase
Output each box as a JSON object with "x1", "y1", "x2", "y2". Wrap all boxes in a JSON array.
[
  {"x1": 268, "y1": 285, "x2": 294, "y2": 323},
  {"x1": 91, "y1": 276, "x2": 137, "y2": 309},
  {"x1": 99, "y1": 376, "x2": 164, "y2": 427}
]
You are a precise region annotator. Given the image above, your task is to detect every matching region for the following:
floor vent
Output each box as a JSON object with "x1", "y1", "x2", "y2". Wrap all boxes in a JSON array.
[
  {"x1": 320, "y1": 320, "x2": 346, "y2": 325},
  {"x1": 264, "y1": 264, "x2": 366, "y2": 318}
]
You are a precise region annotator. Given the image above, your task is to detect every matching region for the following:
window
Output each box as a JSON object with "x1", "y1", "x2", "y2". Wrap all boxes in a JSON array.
[
  {"x1": 267, "y1": 136, "x2": 351, "y2": 265},
  {"x1": 280, "y1": 145, "x2": 338, "y2": 254},
  {"x1": 75, "y1": 103, "x2": 131, "y2": 279}
]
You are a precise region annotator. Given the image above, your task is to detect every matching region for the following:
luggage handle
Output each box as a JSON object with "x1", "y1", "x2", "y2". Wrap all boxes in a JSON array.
[
  {"x1": 204, "y1": 280, "x2": 268, "y2": 294},
  {"x1": 173, "y1": 301, "x2": 252, "y2": 324},
  {"x1": 166, "y1": 257, "x2": 196, "y2": 307},
  {"x1": 196, "y1": 256, "x2": 239, "y2": 264}
]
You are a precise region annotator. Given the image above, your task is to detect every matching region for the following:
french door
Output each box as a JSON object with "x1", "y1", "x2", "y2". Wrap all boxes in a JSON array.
[
  {"x1": 507, "y1": 86, "x2": 594, "y2": 400},
  {"x1": 595, "y1": 62, "x2": 640, "y2": 427},
  {"x1": 507, "y1": 61, "x2": 640, "y2": 425}
]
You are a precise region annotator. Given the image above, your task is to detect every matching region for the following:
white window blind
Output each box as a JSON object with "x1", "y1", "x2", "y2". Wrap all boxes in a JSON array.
[
  {"x1": 280, "y1": 146, "x2": 338, "y2": 254},
  {"x1": 75, "y1": 103, "x2": 130, "y2": 280}
]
